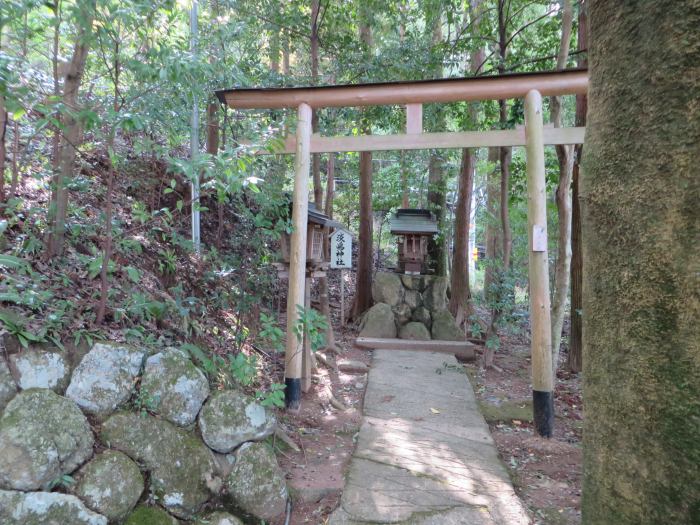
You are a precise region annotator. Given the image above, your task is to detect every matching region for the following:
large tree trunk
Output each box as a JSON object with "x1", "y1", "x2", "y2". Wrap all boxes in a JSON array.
[
  {"x1": 567, "y1": 0, "x2": 587, "y2": 373},
  {"x1": 582, "y1": 2, "x2": 699, "y2": 522},
  {"x1": 46, "y1": 1, "x2": 95, "y2": 258},
  {"x1": 426, "y1": 6, "x2": 448, "y2": 276},
  {"x1": 351, "y1": 149, "x2": 373, "y2": 318},
  {"x1": 549, "y1": 0, "x2": 574, "y2": 375},
  {"x1": 449, "y1": 150, "x2": 474, "y2": 325},
  {"x1": 350, "y1": 6, "x2": 374, "y2": 319}
]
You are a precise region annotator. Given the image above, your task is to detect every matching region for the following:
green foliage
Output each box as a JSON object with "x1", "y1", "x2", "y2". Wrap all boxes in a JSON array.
[
  {"x1": 293, "y1": 305, "x2": 328, "y2": 353},
  {"x1": 0, "y1": 310, "x2": 44, "y2": 349}
]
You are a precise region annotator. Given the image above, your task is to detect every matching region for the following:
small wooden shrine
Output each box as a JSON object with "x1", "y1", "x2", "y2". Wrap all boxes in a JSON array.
[
  {"x1": 389, "y1": 208, "x2": 438, "y2": 274},
  {"x1": 280, "y1": 202, "x2": 336, "y2": 266}
]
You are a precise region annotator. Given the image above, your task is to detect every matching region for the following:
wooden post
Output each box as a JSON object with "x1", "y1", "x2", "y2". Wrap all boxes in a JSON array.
[
  {"x1": 340, "y1": 269, "x2": 345, "y2": 327},
  {"x1": 525, "y1": 89, "x2": 554, "y2": 437},
  {"x1": 285, "y1": 102, "x2": 312, "y2": 410},
  {"x1": 406, "y1": 103, "x2": 423, "y2": 134},
  {"x1": 301, "y1": 276, "x2": 312, "y2": 393}
]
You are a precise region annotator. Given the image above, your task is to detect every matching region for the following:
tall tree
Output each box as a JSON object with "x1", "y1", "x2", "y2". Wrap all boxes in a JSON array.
[
  {"x1": 425, "y1": 2, "x2": 448, "y2": 276},
  {"x1": 567, "y1": 0, "x2": 587, "y2": 373},
  {"x1": 449, "y1": 0, "x2": 484, "y2": 325},
  {"x1": 549, "y1": 0, "x2": 574, "y2": 374},
  {"x1": 350, "y1": 2, "x2": 374, "y2": 319},
  {"x1": 582, "y1": 1, "x2": 699, "y2": 522},
  {"x1": 45, "y1": 0, "x2": 95, "y2": 258}
]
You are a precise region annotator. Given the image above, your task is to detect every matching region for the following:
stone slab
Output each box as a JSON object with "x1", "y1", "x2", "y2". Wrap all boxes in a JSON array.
[{"x1": 329, "y1": 350, "x2": 529, "y2": 525}]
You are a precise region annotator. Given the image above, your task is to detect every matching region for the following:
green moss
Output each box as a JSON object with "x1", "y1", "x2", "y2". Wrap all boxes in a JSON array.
[
  {"x1": 478, "y1": 400, "x2": 533, "y2": 423},
  {"x1": 125, "y1": 505, "x2": 176, "y2": 525}
]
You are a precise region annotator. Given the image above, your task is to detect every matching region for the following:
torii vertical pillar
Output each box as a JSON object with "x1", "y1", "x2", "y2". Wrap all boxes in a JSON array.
[
  {"x1": 524, "y1": 90, "x2": 554, "y2": 437},
  {"x1": 285, "y1": 102, "x2": 312, "y2": 410}
]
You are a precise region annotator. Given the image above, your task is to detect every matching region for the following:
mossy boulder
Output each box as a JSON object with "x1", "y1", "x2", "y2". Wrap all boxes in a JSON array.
[
  {"x1": 195, "y1": 511, "x2": 244, "y2": 525},
  {"x1": 371, "y1": 272, "x2": 404, "y2": 306},
  {"x1": 411, "y1": 306, "x2": 432, "y2": 329},
  {"x1": 125, "y1": 505, "x2": 178, "y2": 525},
  {"x1": 140, "y1": 348, "x2": 210, "y2": 427},
  {"x1": 9, "y1": 349, "x2": 70, "y2": 393},
  {"x1": 73, "y1": 450, "x2": 144, "y2": 521},
  {"x1": 101, "y1": 412, "x2": 216, "y2": 519},
  {"x1": 0, "y1": 389, "x2": 94, "y2": 490},
  {"x1": 403, "y1": 289, "x2": 421, "y2": 309},
  {"x1": 392, "y1": 303, "x2": 412, "y2": 325},
  {"x1": 66, "y1": 343, "x2": 146, "y2": 419},
  {"x1": 224, "y1": 442, "x2": 288, "y2": 521},
  {"x1": 0, "y1": 490, "x2": 108, "y2": 525},
  {"x1": 430, "y1": 310, "x2": 465, "y2": 342},
  {"x1": 424, "y1": 277, "x2": 449, "y2": 311},
  {"x1": 198, "y1": 390, "x2": 275, "y2": 454},
  {"x1": 398, "y1": 322, "x2": 431, "y2": 341},
  {"x1": 358, "y1": 303, "x2": 397, "y2": 339},
  {"x1": 0, "y1": 357, "x2": 16, "y2": 411}
]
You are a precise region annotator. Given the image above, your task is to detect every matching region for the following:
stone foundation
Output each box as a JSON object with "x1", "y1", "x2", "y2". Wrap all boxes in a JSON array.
[{"x1": 358, "y1": 272, "x2": 465, "y2": 341}]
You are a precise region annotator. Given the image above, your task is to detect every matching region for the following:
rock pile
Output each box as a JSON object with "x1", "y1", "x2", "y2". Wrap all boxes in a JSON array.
[
  {"x1": 358, "y1": 272, "x2": 465, "y2": 341},
  {"x1": 0, "y1": 341, "x2": 287, "y2": 524}
]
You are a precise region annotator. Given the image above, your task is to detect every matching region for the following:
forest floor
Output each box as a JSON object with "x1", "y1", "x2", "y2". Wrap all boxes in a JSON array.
[
  {"x1": 466, "y1": 324, "x2": 583, "y2": 525},
  {"x1": 270, "y1": 297, "x2": 582, "y2": 525}
]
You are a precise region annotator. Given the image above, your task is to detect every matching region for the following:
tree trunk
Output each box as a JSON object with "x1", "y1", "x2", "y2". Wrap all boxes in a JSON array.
[
  {"x1": 549, "y1": 0, "x2": 574, "y2": 375},
  {"x1": 449, "y1": 149, "x2": 474, "y2": 325},
  {"x1": 352, "y1": 149, "x2": 373, "y2": 318},
  {"x1": 582, "y1": 2, "x2": 699, "y2": 522},
  {"x1": 426, "y1": 6, "x2": 448, "y2": 276},
  {"x1": 498, "y1": 143, "x2": 512, "y2": 271},
  {"x1": 483, "y1": 147, "x2": 501, "y2": 299},
  {"x1": 567, "y1": 0, "x2": 587, "y2": 373},
  {"x1": 351, "y1": 6, "x2": 374, "y2": 319},
  {"x1": 310, "y1": 0, "x2": 322, "y2": 208},
  {"x1": 46, "y1": 1, "x2": 95, "y2": 258}
]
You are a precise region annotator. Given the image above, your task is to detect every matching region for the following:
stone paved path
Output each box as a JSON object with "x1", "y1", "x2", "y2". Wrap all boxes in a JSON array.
[{"x1": 329, "y1": 349, "x2": 530, "y2": 524}]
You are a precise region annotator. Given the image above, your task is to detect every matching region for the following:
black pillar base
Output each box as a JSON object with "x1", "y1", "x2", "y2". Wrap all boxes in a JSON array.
[
  {"x1": 285, "y1": 378, "x2": 301, "y2": 411},
  {"x1": 533, "y1": 390, "x2": 554, "y2": 437}
]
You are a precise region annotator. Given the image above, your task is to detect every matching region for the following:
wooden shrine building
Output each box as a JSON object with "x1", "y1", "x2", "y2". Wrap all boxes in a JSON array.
[{"x1": 390, "y1": 209, "x2": 438, "y2": 274}]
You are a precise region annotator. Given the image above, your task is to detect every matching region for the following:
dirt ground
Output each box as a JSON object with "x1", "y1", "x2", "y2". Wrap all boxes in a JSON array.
[
  {"x1": 270, "y1": 325, "x2": 371, "y2": 525},
  {"x1": 466, "y1": 329, "x2": 583, "y2": 525}
]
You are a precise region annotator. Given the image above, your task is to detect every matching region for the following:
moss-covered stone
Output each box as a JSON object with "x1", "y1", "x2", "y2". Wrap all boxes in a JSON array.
[
  {"x1": 411, "y1": 307, "x2": 432, "y2": 329},
  {"x1": 0, "y1": 389, "x2": 94, "y2": 490},
  {"x1": 0, "y1": 490, "x2": 107, "y2": 525},
  {"x1": 393, "y1": 303, "x2": 412, "y2": 325},
  {"x1": 423, "y1": 277, "x2": 448, "y2": 311},
  {"x1": 198, "y1": 389, "x2": 275, "y2": 454},
  {"x1": 195, "y1": 511, "x2": 244, "y2": 525},
  {"x1": 9, "y1": 349, "x2": 71, "y2": 393},
  {"x1": 125, "y1": 505, "x2": 178, "y2": 525},
  {"x1": 101, "y1": 412, "x2": 216, "y2": 519},
  {"x1": 66, "y1": 343, "x2": 146, "y2": 419},
  {"x1": 140, "y1": 347, "x2": 210, "y2": 427},
  {"x1": 358, "y1": 303, "x2": 397, "y2": 339},
  {"x1": 0, "y1": 356, "x2": 16, "y2": 411},
  {"x1": 224, "y1": 442, "x2": 288, "y2": 521},
  {"x1": 478, "y1": 400, "x2": 533, "y2": 423},
  {"x1": 73, "y1": 450, "x2": 144, "y2": 521},
  {"x1": 430, "y1": 310, "x2": 465, "y2": 341},
  {"x1": 372, "y1": 272, "x2": 404, "y2": 306},
  {"x1": 398, "y1": 322, "x2": 431, "y2": 341}
]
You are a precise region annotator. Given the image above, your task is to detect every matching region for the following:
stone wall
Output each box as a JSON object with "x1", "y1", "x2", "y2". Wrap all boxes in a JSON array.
[
  {"x1": 358, "y1": 272, "x2": 465, "y2": 341},
  {"x1": 0, "y1": 340, "x2": 287, "y2": 524}
]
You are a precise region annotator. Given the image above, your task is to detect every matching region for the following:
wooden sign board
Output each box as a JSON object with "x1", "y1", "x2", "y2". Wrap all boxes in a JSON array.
[{"x1": 330, "y1": 229, "x2": 352, "y2": 269}]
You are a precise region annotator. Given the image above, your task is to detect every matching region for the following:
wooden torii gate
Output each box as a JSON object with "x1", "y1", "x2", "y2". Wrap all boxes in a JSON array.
[{"x1": 216, "y1": 68, "x2": 587, "y2": 437}]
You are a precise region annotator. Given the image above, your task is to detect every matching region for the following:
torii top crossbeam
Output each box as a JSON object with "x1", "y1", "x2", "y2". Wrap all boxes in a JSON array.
[
  {"x1": 216, "y1": 68, "x2": 587, "y2": 109},
  {"x1": 215, "y1": 69, "x2": 588, "y2": 438}
]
